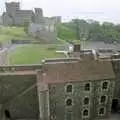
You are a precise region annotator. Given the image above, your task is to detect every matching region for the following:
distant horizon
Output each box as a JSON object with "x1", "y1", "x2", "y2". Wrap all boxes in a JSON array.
[{"x1": 1, "y1": 0, "x2": 120, "y2": 24}]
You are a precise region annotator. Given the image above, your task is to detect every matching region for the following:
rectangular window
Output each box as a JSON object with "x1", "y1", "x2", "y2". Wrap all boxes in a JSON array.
[
  {"x1": 99, "y1": 108, "x2": 104, "y2": 114},
  {"x1": 98, "y1": 107, "x2": 106, "y2": 116},
  {"x1": 83, "y1": 109, "x2": 89, "y2": 117},
  {"x1": 82, "y1": 109, "x2": 89, "y2": 118},
  {"x1": 102, "y1": 82, "x2": 108, "y2": 90},
  {"x1": 66, "y1": 84, "x2": 72, "y2": 93},
  {"x1": 84, "y1": 83, "x2": 90, "y2": 91},
  {"x1": 83, "y1": 97, "x2": 90, "y2": 105},
  {"x1": 101, "y1": 81, "x2": 109, "y2": 91},
  {"x1": 100, "y1": 95, "x2": 107, "y2": 104}
]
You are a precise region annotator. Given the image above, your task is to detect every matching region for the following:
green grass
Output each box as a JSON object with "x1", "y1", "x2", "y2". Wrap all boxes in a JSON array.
[
  {"x1": 56, "y1": 24, "x2": 77, "y2": 41},
  {"x1": 0, "y1": 34, "x2": 12, "y2": 43},
  {"x1": 0, "y1": 27, "x2": 26, "y2": 37},
  {"x1": 0, "y1": 26, "x2": 43, "y2": 43},
  {"x1": 0, "y1": 26, "x2": 69, "y2": 44},
  {"x1": 9, "y1": 44, "x2": 65, "y2": 65},
  {"x1": 72, "y1": 40, "x2": 81, "y2": 44}
]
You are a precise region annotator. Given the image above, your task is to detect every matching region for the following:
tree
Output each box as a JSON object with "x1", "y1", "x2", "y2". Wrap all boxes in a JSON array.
[{"x1": 57, "y1": 18, "x2": 120, "y2": 43}]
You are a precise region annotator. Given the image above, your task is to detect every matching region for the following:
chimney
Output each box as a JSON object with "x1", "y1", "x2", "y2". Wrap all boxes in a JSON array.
[
  {"x1": 73, "y1": 44, "x2": 81, "y2": 52},
  {"x1": 68, "y1": 41, "x2": 81, "y2": 53}
]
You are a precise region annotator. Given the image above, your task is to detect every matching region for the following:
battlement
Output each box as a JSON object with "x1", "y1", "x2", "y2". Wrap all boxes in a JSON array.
[{"x1": 0, "y1": 64, "x2": 42, "y2": 72}]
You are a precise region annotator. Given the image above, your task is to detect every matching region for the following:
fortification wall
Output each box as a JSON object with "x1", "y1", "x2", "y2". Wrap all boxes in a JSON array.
[
  {"x1": 0, "y1": 64, "x2": 42, "y2": 72},
  {"x1": 0, "y1": 74, "x2": 39, "y2": 119}
]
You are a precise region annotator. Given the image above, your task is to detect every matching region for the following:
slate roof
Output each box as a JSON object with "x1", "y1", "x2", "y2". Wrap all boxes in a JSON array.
[{"x1": 42, "y1": 59, "x2": 115, "y2": 83}]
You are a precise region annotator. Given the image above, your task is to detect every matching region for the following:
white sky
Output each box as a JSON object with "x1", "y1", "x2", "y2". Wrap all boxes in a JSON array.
[{"x1": 1, "y1": 0, "x2": 120, "y2": 23}]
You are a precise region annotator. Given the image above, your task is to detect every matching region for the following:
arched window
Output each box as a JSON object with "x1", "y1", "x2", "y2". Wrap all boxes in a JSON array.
[
  {"x1": 66, "y1": 85, "x2": 72, "y2": 93},
  {"x1": 84, "y1": 83, "x2": 90, "y2": 91},
  {"x1": 83, "y1": 109, "x2": 89, "y2": 116},
  {"x1": 66, "y1": 99, "x2": 72, "y2": 106},
  {"x1": 100, "y1": 96, "x2": 106, "y2": 103},
  {"x1": 84, "y1": 97, "x2": 89, "y2": 105},
  {"x1": 102, "y1": 82, "x2": 108, "y2": 90}
]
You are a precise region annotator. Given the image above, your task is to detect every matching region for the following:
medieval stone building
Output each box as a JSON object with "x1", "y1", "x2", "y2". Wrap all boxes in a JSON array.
[
  {"x1": 2, "y1": 2, "x2": 58, "y2": 43},
  {"x1": 0, "y1": 44, "x2": 120, "y2": 120},
  {"x1": 38, "y1": 57, "x2": 115, "y2": 120},
  {"x1": 2, "y1": 2, "x2": 34, "y2": 26},
  {"x1": 2, "y1": 2, "x2": 61, "y2": 26},
  {"x1": 28, "y1": 18, "x2": 57, "y2": 43}
]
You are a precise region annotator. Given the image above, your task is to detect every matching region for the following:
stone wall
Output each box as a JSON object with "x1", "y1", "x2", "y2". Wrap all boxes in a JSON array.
[
  {"x1": 0, "y1": 48, "x2": 9, "y2": 65},
  {"x1": 37, "y1": 30, "x2": 57, "y2": 43},
  {"x1": 0, "y1": 64, "x2": 42, "y2": 72},
  {"x1": 94, "y1": 79, "x2": 115, "y2": 119},
  {"x1": 2, "y1": 13, "x2": 13, "y2": 26},
  {"x1": 5, "y1": 2, "x2": 20, "y2": 16},
  {"x1": 14, "y1": 10, "x2": 34, "y2": 26},
  {"x1": 11, "y1": 39, "x2": 41, "y2": 44},
  {"x1": 111, "y1": 59, "x2": 120, "y2": 100},
  {"x1": 28, "y1": 21, "x2": 57, "y2": 43},
  {"x1": 0, "y1": 74, "x2": 39, "y2": 119},
  {"x1": 48, "y1": 79, "x2": 115, "y2": 120}
]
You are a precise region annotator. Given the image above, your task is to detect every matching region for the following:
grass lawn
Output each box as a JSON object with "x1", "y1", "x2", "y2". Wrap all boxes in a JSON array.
[
  {"x1": 9, "y1": 44, "x2": 66, "y2": 65},
  {"x1": 0, "y1": 26, "x2": 42, "y2": 44},
  {"x1": 56, "y1": 24, "x2": 77, "y2": 41},
  {"x1": 0, "y1": 34, "x2": 12, "y2": 43},
  {"x1": 0, "y1": 27, "x2": 26, "y2": 37},
  {"x1": 0, "y1": 26, "x2": 68, "y2": 44}
]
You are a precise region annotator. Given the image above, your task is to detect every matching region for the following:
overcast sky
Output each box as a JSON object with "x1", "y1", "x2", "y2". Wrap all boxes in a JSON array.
[{"x1": 1, "y1": 0, "x2": 120, "y2": 24}]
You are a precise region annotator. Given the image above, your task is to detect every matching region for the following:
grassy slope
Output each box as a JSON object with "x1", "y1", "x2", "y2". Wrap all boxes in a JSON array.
[
  {"x1": 0, "y1": 26, "x2": 40, "y2": 43},
  {"x1": 0, "y1": 25, "x2": 76, "y2": 43},
  {"x1": 57, "y1": 24, "x2": 76, "y2": 41},
  {"x1": 0, "y1": 26, "x2": 67, "y2": 65},
  {"x1": 9, "y1": 44, "x2": 65, "y2": 65}
]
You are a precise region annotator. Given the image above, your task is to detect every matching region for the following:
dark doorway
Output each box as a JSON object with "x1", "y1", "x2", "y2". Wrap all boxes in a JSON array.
[
  {"x1": 4, "y1": 109, "x2": 11, "y2": 119},
  {"x1": 111, "y1": 99, "x2": 119, "y2": 113}
]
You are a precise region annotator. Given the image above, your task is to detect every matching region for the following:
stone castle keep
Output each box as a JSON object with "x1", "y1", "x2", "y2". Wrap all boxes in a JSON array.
[
  {"x1": 0, "y1": 43, "x2": 120, "y2": 120},
  {"x1": 2, "y1": 2, "x2": 61, "y2": 43},
  {"x1": 1, "y1": 2, "x2": 120, "y2": 120},
  {"x1": 2, "y1": 2, "x2": 61, "y2": 26}
]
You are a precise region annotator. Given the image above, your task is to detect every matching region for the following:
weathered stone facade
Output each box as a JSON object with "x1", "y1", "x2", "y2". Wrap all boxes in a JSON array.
[
  {"x1": 2, "y1": 2, "x2": 58, "y2": 42},
  {"x1": 1, "y1": 50, "x2": 120, "y2": 120},
  {"x1": 28, "y1": 21, "x2": 57, "y2": 43},
  {"x1": 38, "y1": 58, "x2": 115, "y2": 120},
  {"x1": 47, "y1": 80, "x2": 114, "y2": 120},
  {"x1": 2, "y1": 2, "x2": 34, "y2": 26},
  {"x1": 2, "y1": 2, "x2": 61, "y2": 26},
  {"x1": 0, "y1": 65, "x2": 42, "y2": 120}
]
